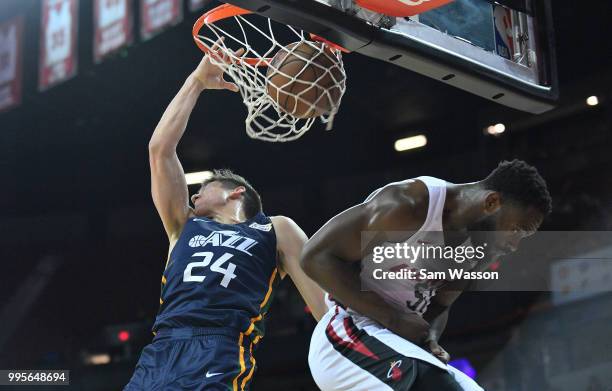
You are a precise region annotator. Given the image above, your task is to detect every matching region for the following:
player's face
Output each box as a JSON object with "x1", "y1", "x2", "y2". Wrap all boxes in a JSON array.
[
  {"x1": 470, "y1": 202, "x2": 543, "y2": 257},
  {"x1": 190, "y1": 181, "x2": 228, "y2": 216}
]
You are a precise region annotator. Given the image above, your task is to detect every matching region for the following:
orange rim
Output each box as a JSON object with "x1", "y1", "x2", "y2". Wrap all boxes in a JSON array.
[
  {"x1": 192, "y1": 4, "x2": 267, "y2": 67},
  {"x1": 192, "y1": 4, "x2": 350, "y2": 67},
  {"x1": 310, "y1": 33, "x2": 350, "y2": 53}
]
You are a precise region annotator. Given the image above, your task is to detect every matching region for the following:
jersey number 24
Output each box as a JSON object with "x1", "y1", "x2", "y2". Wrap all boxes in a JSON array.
[{"x1": 183, "y1": 251, "x2": 237, "y2": 288}]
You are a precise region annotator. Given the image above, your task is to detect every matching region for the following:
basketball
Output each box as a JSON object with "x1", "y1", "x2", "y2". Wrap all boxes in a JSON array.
[{"x1": 266, "y1": 41, "x2": 345, "y2": 119}]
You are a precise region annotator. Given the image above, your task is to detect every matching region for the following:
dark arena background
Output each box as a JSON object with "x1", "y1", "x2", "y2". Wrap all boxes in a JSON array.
[{"x1": 1, "y1": 0, "x2": 612, "y2": 390}]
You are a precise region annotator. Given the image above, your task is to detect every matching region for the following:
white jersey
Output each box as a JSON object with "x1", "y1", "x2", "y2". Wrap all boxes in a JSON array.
[
  {"x1": 328, "y1": 176, "x2": 476, "y2": 323},
  {"x1": 363, "y1": 176, "x2": 448, "y2": 316}
]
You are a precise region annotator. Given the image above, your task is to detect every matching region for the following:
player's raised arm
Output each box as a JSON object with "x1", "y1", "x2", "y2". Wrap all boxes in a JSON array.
[
  {"x1": 301, "y1": 180, "x2": 432, "y2": 345},
  {"x1": 271, "y1": 216, "x2": 327, "y2": 321},
  {"x1": 148, "y1": 40, "x2": 243, "y2": 239}
]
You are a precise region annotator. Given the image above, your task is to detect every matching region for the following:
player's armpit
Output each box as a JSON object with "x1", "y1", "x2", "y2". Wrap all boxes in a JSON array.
[{"x1": 271, "y1": 216, "x2": 327, "y2": 321}]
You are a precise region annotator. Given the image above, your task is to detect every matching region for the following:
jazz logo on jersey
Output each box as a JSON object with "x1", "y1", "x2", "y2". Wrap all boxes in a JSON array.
[{"x1": 188, "y1": 230, "x2": 258, "y2": 256}]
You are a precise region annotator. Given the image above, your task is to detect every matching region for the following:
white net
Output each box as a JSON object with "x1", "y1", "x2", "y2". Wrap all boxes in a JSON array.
[{"x1": 194, "y1": 9, "x2": 347, "y2": 142}]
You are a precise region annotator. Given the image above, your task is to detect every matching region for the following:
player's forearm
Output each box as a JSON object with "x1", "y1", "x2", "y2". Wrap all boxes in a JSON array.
[
  {"x1": 285, "y1": 257, "x2": 328, "y2": 321},
  {"x1": 148, "y1": 75, "x2": 205, "y2": 155},
  {"x1": 426, "y1": 309, "x2": 448, "y2": 342},
  {"x1": 302, "y1": 251, "x2": 430, "y2": 344},
  {"x1": 294, "y1": 279, "x2": 327, "y2": 322}
]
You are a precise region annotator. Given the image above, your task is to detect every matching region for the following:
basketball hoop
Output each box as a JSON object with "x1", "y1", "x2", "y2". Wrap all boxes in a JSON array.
[{"x1": 192, "y1": 4, "x2": 347, "y2": 142}]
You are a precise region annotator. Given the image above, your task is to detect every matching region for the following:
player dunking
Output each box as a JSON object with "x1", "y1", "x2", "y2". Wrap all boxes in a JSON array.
[
  {"x1": 301, "y1": 161, "x2": 552, "y2": 390},
  {"x1": 124, "y1": 44, "x2": 326, "y2": 390}
]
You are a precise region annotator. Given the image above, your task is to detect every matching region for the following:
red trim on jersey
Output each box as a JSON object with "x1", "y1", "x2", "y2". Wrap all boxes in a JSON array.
[{"x1": 325, "y1": 308, "x2": 380, "y2": 360}]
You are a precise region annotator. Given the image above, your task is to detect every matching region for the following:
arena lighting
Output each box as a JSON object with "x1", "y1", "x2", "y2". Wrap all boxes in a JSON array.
[
  {"x1": 185, "y1": 170, "x2": 213, "y2": 185},
  {"x1": 486, "y1": 123, "x2": 506, "y2": 135},
  {"x1": 117, "y1": 330, "x2": 131, "y2": 342},
  {"x1": 394, "y1": 135, "x2": 428, "y2": 152},
  {"x1": 586, "y1": 96, "x2": 599, "y2": 106},
  {"x1": 84, "y1": 353, "x2": 111, "y2": 365}
]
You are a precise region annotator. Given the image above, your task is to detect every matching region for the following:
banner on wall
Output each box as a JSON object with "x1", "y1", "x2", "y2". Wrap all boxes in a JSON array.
[
  {"x1": 189, "y1": 0, "x2": 209, "y2": 12},
  {"x1": 140, "y1": 0, "x2": 183, "y2": 41},
  {"x1": 0, "y1": 16, "x2": 24, "y2": 112},
  {"x1": 39, "y1": 0, "x2": 79, "y2": 91},
  {"x1": 94, "y1": 0, "x2": 133, "y2": 62}
]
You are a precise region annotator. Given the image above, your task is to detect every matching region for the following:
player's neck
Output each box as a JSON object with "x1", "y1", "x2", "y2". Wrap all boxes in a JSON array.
[
  {"x1": 208, "y1": 203, "x2": 247, "y2": 225},
  {"x1": 443, "y1": 182, "x2": 484, "y2": 231}
]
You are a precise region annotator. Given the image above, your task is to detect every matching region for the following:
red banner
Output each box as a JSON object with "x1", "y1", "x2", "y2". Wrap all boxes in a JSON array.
[
  {"x1": 94, "y1": 0, "x2": 133, "y2": 62},
  {"x1": 140, "y1": 0, "x2": 183, "y2": 41},
  {"x1": 0, "y1": 17, "x2": 24, "y2": 113},
  {"x1": 189, "y1": 0, "x2": 209, "y2": 12},
  {"x1": 39, "y1": 0, "x2": 79, "y2": 91}
]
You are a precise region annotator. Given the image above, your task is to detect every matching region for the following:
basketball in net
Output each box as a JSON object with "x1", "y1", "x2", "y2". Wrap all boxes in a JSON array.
[
  {"x1": 192, "y1": 4, "x2": 347, "y2": 142},
  {"x1": 266, "y1": 41, "x2": 345, "y2": 119}
]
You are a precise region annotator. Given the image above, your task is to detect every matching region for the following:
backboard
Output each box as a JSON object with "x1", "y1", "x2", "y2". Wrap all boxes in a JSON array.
[{"x1": 216, "y1": 0, "x2": 558, "y2": 114}]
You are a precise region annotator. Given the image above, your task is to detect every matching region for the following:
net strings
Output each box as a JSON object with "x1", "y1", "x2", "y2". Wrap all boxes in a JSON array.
[{"x1": 195, "y1": 14, "x2": 346, "y2": 142}]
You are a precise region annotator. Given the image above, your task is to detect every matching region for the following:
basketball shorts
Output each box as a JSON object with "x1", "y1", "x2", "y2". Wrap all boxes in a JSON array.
[
  {"x1": 309, "y1": 306, "x2": 485, "y2": 391},
  {"x1": 124, "y1": 327, "x2": 257, "y2": 391}
]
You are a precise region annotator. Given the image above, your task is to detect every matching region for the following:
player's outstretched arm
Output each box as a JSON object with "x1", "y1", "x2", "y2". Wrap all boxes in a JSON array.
[
  {"x1": 272, "y1": 216, "x2": 327, "y2": 321},
  {"x1": 301, "y1": 181, "x2": 432, "y2": 345},
  {"x1": 149, "y1": 40, "x2": 243, "y2": 240}
]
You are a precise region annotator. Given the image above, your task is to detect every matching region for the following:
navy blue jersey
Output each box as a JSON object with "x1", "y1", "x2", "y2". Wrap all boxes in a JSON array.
[{"x1": 153, "y1": 212, "x2": 280, "y2": 341}]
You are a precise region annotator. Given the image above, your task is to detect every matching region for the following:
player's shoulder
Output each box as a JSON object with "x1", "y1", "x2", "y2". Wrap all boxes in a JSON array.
[
  {"x1": 269, "y1": 215, "x2": 295, "y2": 228},
  {"x1": 362, "y1": 179, "x2": 430, "y2": 229},
  {"x1": 269, "y1": 216, "x2": 306, "y2": 274},
  {"x1": 269, "y1": 215, "x2": 304, "y2": 238},
  {"x1": 368, "y1": 178, "x2": 429, "y2": 209},
  {"x1": 270, "y1": 215, "x2": 306, "y2": 240}
]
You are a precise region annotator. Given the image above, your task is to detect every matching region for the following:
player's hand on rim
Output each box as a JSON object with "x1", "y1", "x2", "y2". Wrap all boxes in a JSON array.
[{"x1": 192, "y1": 37, "x2": 245, "y2": 92}]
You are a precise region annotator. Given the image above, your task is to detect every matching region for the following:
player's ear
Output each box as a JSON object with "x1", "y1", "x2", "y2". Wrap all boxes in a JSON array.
[
  {"x1": 228, "y1": 186, "x2": 246, "y2": 200},
  {"x1": 483, "y1": 191, "x2": 502, "y2": 215}
]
